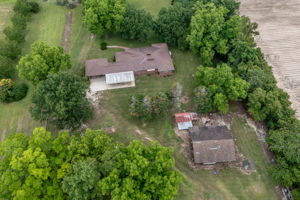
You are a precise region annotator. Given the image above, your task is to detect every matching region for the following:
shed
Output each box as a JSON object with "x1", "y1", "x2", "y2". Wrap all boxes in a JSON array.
[
  {"x1": 189, "y1": 126, "x2": 236, "y2": 164},
  {"x1": 105, "y1": 71, "x2": 135, "y2": 85},
  {"x1": 175, "y1": 112, "x2": 197, "y2": 130}
]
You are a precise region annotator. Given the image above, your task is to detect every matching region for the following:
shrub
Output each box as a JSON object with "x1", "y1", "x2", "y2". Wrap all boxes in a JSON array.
[
  {"x1": 6, "y1": 82, "x2": 28, "y2": 102},
  {"x1": 0, "y1": 56, "x2": 15, "y2": 79},
  {"x1": 29, "y1": 1, "x2": 40, "y2": 13},
  {"x1": 100, "y1": 42, "x2": 107, "y2": 50},
  {"x1": 66, "y1": 2, "x2": 76, "y2": 9},
  {"x1": 129, "y1": 92, "x2": 171, "y2": 120}
]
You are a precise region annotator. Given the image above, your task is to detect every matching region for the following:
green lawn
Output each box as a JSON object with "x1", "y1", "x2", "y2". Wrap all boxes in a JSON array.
[
  {"x1": 0, "y1": 0, "x2": 67, "y2": 138},
  {"x1": 0, "y1": 0, "x2": 280, "y2": 199},
  {"x1": 0, "y1": 1, "x2": 13, "y2": 39}
]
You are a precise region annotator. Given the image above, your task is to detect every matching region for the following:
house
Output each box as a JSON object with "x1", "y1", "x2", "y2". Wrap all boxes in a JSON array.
[
  {"x1": 189, "y1": 126, "x2": 236, "y2": 164},
  {"x1": 175, "y1": 112, "x2": 197, "y2": 130},
  {"x1": 85, "y1": 43, "x2": 174, "y2": 92}
]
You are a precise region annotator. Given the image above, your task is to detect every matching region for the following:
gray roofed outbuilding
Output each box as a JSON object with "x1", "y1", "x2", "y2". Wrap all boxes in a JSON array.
[{"x1": 189, "y1": 126, "x2": 236, "y2": 164}]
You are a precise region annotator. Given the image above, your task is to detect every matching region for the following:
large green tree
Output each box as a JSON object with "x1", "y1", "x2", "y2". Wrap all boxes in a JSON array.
[
  {"x1": 195, "y1": 64, "x2": 249, "y2": 113},
  {"x1": 0, "y1": 128, "x2": 182, "y2": 200},
  {"x1": 267, "y1": 124, "x2": 300, "y2": 187},
  {"x1": 0, "y1": 56, "x2": 14, "y2": 79},
  {"x1": 30, "y1": 72, "x2": 92, "y2": 130},
  {"x1": 187, "y1": 2, "x2": 229, "y2": 66},
  {"x1": 247, "y1": 88, "x2": 296, "y2": 129},
  {"x1": 82, "y1": 0, "x2": 126, "y2": 36},
  {"x1": 155, "y1": 1, "x2": 194, "y2": 49},
  {"x1": 0, "y1": 127, "x2": 69, "y2": 199},
  {"x1": 202, "y1": 0, "x2": 240, "y2": 18},
  {"x1": 120, "y1": 6, "x2": 154, "y2": 42},
  {"x1": 62, "y1": 159, "x2": 101, "y2": 200},
  {"x1": 17, "y1": 41, "x2": 71, "y2": 84},
  {"x1": 98, "y1": 140, "x2": 182, "y2": 200}
]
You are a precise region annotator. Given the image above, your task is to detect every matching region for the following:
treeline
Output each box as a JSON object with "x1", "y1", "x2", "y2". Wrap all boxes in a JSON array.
[
  {"x1": 0, "y1": 0, "x2": 39, "y2": 103},
  {"x1": 0, "y1": 127, "x2": 182, "y2": 199},
  {"x1": 185, "y1": 0, "x2": 299, "y2": 197}
]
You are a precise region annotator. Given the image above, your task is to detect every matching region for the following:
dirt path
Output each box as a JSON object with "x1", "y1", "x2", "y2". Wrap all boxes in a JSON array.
[
  {"x1": 61, "y1": 11, "x2": 73, "y2": 52},
  {"x1": 107, "y1": 45, "x2": 130, "y2": 50},
  {"x1": 240, "y1": 0, "x2": 300, "y2": 119}
]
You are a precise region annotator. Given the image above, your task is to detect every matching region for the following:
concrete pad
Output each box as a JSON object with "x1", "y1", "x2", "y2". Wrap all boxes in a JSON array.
[{"x1": 90, "y1": 77, "x2": 135, "y2": 92}]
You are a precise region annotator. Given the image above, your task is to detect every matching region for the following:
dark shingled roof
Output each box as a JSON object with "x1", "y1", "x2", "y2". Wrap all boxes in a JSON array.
[
  {"x1": 85, "y1": 43, "x2": 174, "y2": 77},
  {"x1": 189, "y1": 126, "x2": 236, "y2": 164},
  {"x1": 189, "y1": 126, "x2": 233, "y2": 141}
]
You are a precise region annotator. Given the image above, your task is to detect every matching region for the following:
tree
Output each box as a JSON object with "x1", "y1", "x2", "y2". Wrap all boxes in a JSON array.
[
  {"x1": 129, "y1": 93, "x2": 171, "y2": 120},
  {"x1": 13, "y1": 0, "x2": 32, "y2": 15},
  {"x1": 195, "y1": 64, "x2": 249, "y2": 114},
  {"x1": 202, "y1": 0, "x2": 240, "y2": 18},
  {"x1": 0, "y1": 79, "x2": 14, "y2": 102},
  {"x1": 17, "y1": 41, "x2": 71, "y2": 84},
  {"x1": 0, "y1": 39, "x2": 22, "y2": 60},
  {"x1": 30, "y1": 72, "x2": 92, "y2": 129},
  {"x1": 155, "y1": 1, "x2": 194, "y2": 49},
  {"x1": 194, "y1": 86, "x2": 213, "y2": 113},
  {"x1": 62, "y1": 159, "x2": 101, "y2": 200},
  {"x1": 228, "y1": 40, "x2": 266, "y2": 69},
  {"x1": 98, "y1": 140, "x2": 182, "y2": 200},
  {"x1": 120, "y1": 6, "x2": 154, "y2": 42},
  {"x1": 0, "y1": 56, "x2": 15, "y2": 79},
  {"x1": 187, "y1": 2, "x2": 229, "y2": 66},
  {"x1": 0, "y1": 127, "x2": 68, "y2": 199},
  {"x1": 237, "y1": 62, "x2": 276, "y2": 92},
  {"x1": 3, "y1": 24, "x2": 26, "y2": 43},
  {"x1": 82, "y1": 0, "x2": 126, "y2": 36},
  {"x1": 247, "y1": 87, "x2": 296, "y2": 129}
]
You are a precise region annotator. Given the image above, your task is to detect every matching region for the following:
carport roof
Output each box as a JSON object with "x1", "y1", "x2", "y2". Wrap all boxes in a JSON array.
[{"x1": 105, "y1": 71, "x2": 135, "y2": 84}]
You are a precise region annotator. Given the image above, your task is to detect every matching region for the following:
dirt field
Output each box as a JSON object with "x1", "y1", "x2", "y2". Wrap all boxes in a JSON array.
[{"x1": 240, "y1": 0, "x2": 300, "y2": 118}]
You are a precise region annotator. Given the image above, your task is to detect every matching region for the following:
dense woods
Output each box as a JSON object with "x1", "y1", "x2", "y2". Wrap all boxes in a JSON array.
[{"x1": 0, "y1": 128, "x2": 182, "y2": 199}]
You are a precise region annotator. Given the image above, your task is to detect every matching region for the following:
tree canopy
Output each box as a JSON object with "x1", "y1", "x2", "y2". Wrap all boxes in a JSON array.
[
  {"x1": 30, "y1": 72, "x2": 92, "y2": 130},
  {"x1": 155, "y1": 1, "x2": 194, "y2": 49},
  {"x1": 195, "y1": 64, "x2": 249, "y2": 113},
  {"x1": 98, "y1": 140, "x2": 182, "y2": 200},
  {"x1": 187, "y1": 2, "x2": 229, "y2": 66},
  {"x1": 0, "y1": 127, "x2": 182, "y2": 200},
  {"x1": 82, "y1": 0, "x2": 126, "y2": 36},
  {"x1": 17, "y1": 41, "x2": 71, "y2": 84},
  {"x1": 120, "y1": 6, "x2": 154, "y2": 42}
]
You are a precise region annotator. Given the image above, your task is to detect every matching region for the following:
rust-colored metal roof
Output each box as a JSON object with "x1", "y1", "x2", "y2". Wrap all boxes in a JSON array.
[
  {"x1": 175, "y1": 112, "x2": 197, "y2": 123},
  {"x1": 85, "y1": 43, "x2": 174, "y2": 76}
]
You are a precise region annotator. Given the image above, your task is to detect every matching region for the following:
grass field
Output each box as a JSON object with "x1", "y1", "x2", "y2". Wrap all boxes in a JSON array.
[
  {"x1": 0, "y1": 1, "x2": 13, "y2": 39},
  {"x1": 0, "y1": 0, "x2": 280, "y2": 199}
]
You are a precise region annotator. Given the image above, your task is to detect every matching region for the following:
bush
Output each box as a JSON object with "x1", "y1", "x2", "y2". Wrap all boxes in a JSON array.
[
  {"x1": 66, "y1": 2, "x2": 76, "y2": 9},
  {"x1": 0, "y1": 56, "x2": 15, "y2": 79},
  {"x1": 100, "y1": 42, "x2": 107, "y2": 50},
  {"x1": 29, "y1": 1, "x2": 40, "y2": 13},
  {"x1": 6, "y1": 82, "x2": 28, "y2": 102}
]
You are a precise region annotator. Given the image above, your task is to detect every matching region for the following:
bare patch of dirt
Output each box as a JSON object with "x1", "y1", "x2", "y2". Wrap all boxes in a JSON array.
[{"x1": 61, "y1": 11, "x2": 73, "y2": 52}]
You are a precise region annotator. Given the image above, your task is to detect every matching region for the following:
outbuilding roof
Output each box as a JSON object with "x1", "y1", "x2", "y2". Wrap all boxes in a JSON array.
[
  {"x1": 85, "y1": 43, "x2": 174, "y2": 77},
  {"x1": 175, "y1": 112, "x2": 197, "y2": 123},
  {"x1": 105, "y1": 71, "x2": 135, "y2": 84},
  {"x1": 189, "y1": 126, "x2": 236, "y2": 164}
]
